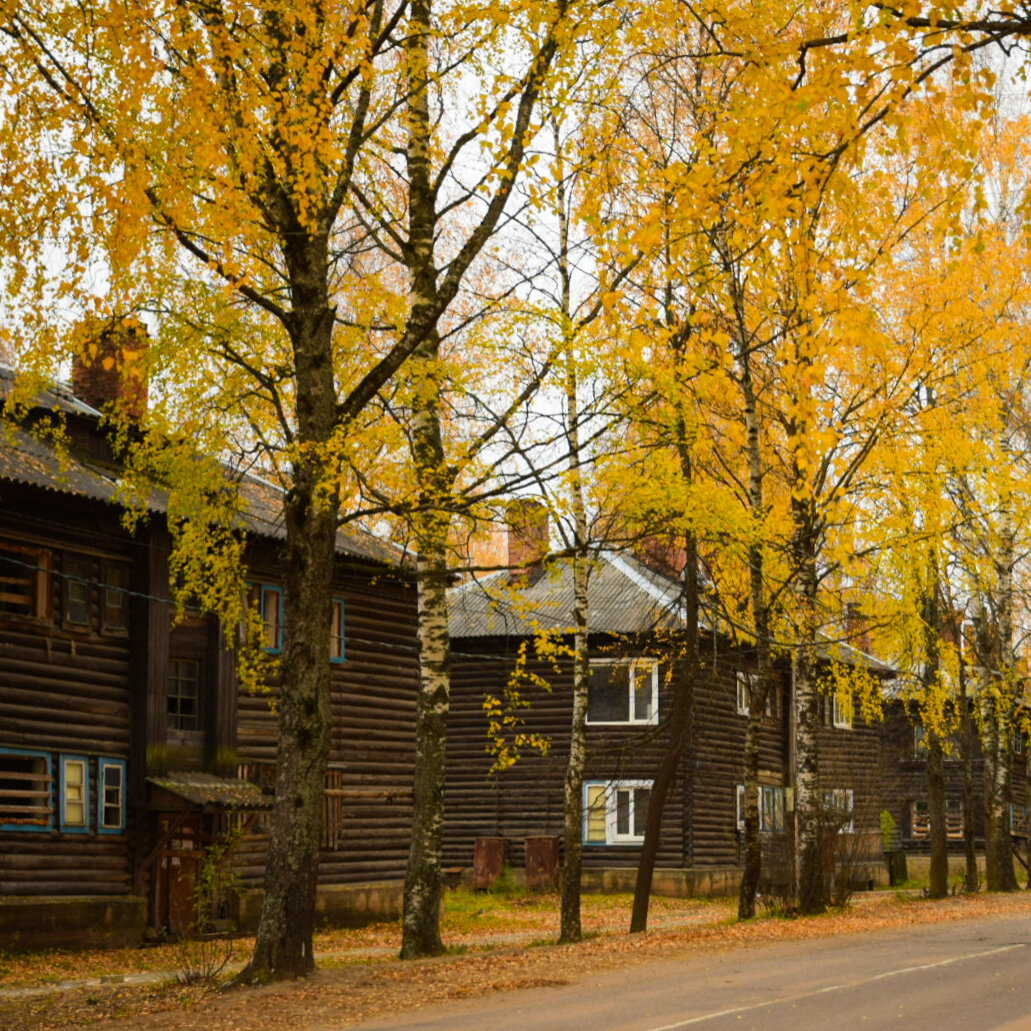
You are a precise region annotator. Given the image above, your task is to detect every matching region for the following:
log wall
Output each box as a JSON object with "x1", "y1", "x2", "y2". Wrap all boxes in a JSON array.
[
  {"x1": 445, "y1": 636, "x2": 686, "y2": 872},
  {"x1": 0, "y1": 485, "x2": 133, "y2": 896},
  {"x1": 232, "y1": 553, "x2": 419, "y2": 887}
]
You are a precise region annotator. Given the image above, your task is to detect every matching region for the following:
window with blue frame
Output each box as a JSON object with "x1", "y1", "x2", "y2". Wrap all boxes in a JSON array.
[
  {"x1": 98, "y1": 758, "x2": 126, "y2": 833},
  {"x1": 60, "y1": 755, "x2": 90, "y2": 832},
  {"x1": 259, "y1": 584, "x2": 283, "y2": 652},
  {"x1": 330, "y1": 597, "x2": 345, "y2": 662},
  {"x1": 0, "y1": 748, "x2": 52, "y2": 831}
]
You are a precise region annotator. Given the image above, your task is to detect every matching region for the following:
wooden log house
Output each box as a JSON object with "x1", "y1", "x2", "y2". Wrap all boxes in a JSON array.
[
  {"x1": 444, "y1": 508, "x2": 890, "y2": 892},
  {"x1": 0, "y1": 357, "x2": 419, "y2": 947}
]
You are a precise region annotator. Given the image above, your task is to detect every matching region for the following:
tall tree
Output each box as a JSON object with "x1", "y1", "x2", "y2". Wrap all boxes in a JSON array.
[{"x1": 0, "y1": 0, "x2": 591, "y2": 976}]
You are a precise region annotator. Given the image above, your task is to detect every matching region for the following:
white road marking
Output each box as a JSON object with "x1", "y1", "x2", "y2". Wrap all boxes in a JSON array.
[{"x1": 645, "y1": 943, "x2": 1025, "y2": 1031}]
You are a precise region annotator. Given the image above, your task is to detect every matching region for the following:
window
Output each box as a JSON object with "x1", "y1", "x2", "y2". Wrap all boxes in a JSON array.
[
  {"x1": 98, "y1": 758, "x2": 126, "y2": 833},
  {"x1": 587, "y1": 660, "x2": 658, "y2": 724},
  {"x1": 63, "y1": 554, "x2": 92, "y2": 627},
  {"x1": 1010, "y1": 803, "x2": 1030, "y2": 834},
  {"x1": 583, "y1": 780, "x2": 652, "y2": 844},
  {"x1": 736, "y1": 672, "x2": 778, "y2": 719},
  {"x1": 60, "y1": 756, "x2": 89, "y2": 832},
  {"x1": 329, "y1": 597, "x2": 345, "y2": 663},
  {"x1": 1015, "y1": 731, "x2": 1025, "y2": 756},
  {"x1": 0, "y1": 542, "x2": 49, "y2": 618},
  {"x1": 323, "y1": 767, "x2": 345, "y2": 849},
  {"x1": 259, "y1": 584, "x2": 283, "y2": 652},
  {"x1": 168, "y1": 659, "x2": 201, "y2": 732},
  {"x1": 102, "y1": 562, "x2": 130, "y2": 633},
  {"x1": 736, "y1": 784, "x2": 786, "y2": 832},
  {"x1": 912, "y1": 799, "x2": 964, "y2": 839},
  {"x1": 821, "y1": 788, "x2": 855, "y2": 833},
  {"x1": 736, "y1": 672, "x2": 752, "y2": 716},
  {"x1": 0, "y1": 749, "x2": 52, "y2": 830},
  {"x1": 832, "y1": 693, "x2": 852, "y2": 729}
]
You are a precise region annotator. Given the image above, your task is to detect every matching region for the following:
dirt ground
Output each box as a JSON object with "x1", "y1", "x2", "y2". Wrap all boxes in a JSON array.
[{"x1": 4, "y1": 890, "x2": 1031, "y2": 1031}]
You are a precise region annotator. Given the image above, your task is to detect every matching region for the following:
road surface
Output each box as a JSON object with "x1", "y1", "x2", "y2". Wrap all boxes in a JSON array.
[{"x1": 351, "y1": 913, "x2": 1031, "y2": 1031}]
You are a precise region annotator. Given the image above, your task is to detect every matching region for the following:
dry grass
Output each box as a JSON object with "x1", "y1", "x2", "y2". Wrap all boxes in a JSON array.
[{"x1": 3, "y1": 889, "x2": 1031, "y2": 1031}]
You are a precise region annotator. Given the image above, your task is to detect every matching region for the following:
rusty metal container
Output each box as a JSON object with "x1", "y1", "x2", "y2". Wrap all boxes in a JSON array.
[
  {"x1": 473, "y1": 836, "x2": 506, "y2": 889},
  {"x1": 525, "y1": 835, "x2": 561, "y2": 890}
]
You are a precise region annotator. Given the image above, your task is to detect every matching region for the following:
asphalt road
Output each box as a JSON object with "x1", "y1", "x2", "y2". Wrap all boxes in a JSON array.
[{"x1": 351, "y1": 914, "x2": 1031, "y2": 1031}]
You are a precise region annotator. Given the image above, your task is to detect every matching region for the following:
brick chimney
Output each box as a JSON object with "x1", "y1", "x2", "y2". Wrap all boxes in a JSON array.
[
  {"x1": 632, "y1": 536, "x2": 687, "y2": 579},
  {"x1": 507, "y1": 499, "x2": 549, "y2": 585},
  {"x1": 845, "y1": 602, "x2": 872, "y2": 655},
  {"x1": 71, "y1": 319, "x2": 148, "y2": 421}
]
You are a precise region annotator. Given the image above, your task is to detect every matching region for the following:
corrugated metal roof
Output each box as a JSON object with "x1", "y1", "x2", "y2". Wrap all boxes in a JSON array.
[
  {"x1": 450, "y1": 550, "x2": 895, "y2": 677},
  {"x1": 147, "y1": 772, "x2": 271, "y2": 808},
  {"x1": 449, "y1": 551, "x2": 686, "y2": 639},
  {"x1": 0, "y1": 424, "x2": 134, "y2": 505},
  {"x1": 0, "y1": 364, "x2": 103, "y2": 419},
  {"x1": 0, "y1": 369, "x2": 405, "y2": 568}
]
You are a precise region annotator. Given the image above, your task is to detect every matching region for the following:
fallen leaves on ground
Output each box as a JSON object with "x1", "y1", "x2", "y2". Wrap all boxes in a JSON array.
[{"x1": 4, "y1": 890, "x2": 1031, "y2": 1031}]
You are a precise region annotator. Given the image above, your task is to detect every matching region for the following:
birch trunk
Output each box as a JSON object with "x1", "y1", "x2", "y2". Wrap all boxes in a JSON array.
[
  {"x1": 557, "y1": 157, "x2": 590, "y2": 943},
  {"x1": 792, "y1": 493, "x2": 825, "y2": 914},
  {"x1": 737, "y1": 328, "x2": 771, "y2": 920},
  {"x1": 400, "y1": 0, "x2": 454, "y2": 956}
]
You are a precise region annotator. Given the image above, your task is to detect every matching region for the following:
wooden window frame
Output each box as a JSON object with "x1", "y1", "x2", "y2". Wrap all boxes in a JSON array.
[
  {"x1": 736, "y1": 783, "x2": 786, "y2": 832},
  {"x1": 0, "y1": 748, "x2": 53, "y2": 832},
  {"x1": 586, "y1": 659, "x2": 659, "y2": 726},
  {"x1": 736, "y1": 672, "x2": 752, "y2": 716},
  {"x1": 167, "y1": 658, "x2": 202, "y2": 734},
  {"x1": 821, "y1": 788, "x2": 855, "y2": 833},
  {"x1": 101, "y1": 561, "x2": 130, "y2": 635},
  {"x1": 0, "y1": 542, "x2": 50, "y2": 620},
  {"x1": 60, "y1": 754, "x2": 90, "y2": 833},
  {"x1": 737, "y1": 672, "x2": 777, "y2": 720},
  {"x1": 97, "y1": 758, "x2": 126, "y2": 834},
  {"x1": 582, "y1": 779, "x2": 652, "y2": 845},
  {"x1": 258, "y1": 584, "x2": 283, "y2": 653},
  {"x1": 832, "y1": 694, "x2": 852, "y2": 730},
  {"x1": 329, "y1": 597, "x2": 346, "y2": 664},
  {"x1": 63, "y1": 553, "x2": 93, "y2": 630}
]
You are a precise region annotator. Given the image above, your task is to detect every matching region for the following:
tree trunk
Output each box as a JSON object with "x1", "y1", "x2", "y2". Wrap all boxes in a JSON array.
[
  {"x1": 922, "y1": 563, "x2": 947, "y2": 900},
  {"x1": 559, "y1": 541, "x2": 589, "y2": 943},
  {"x1": 736, "y1": 313, "x2": 770, "y2": 921},
  {"x1": 977, "y1": 519, "x2": 1018, "y2": 893},
  {"x1": 400, "y1": 454, "x2": 452, "y2": 957},
  {"x1": 554, "y1": 142, "x2": 590, "y2": 945},
  {"x1": 400, "y1": 0, "x2": 456, "y2": 956},
  {"x1": 926, "y1": 733, "x2": 948, "y2": 898},
  {"x1": 631, "y1": 533, "x2": 698, "y2": 933},
  {"x1": 792, "y1": 493, "x2": 824, "y2": 915},
  {"x1": 238, "y1": 238, "x2": 339, "y2": 982},
  {"x1": 958, "y1": 653, "x2": 978, "y2": 892}
]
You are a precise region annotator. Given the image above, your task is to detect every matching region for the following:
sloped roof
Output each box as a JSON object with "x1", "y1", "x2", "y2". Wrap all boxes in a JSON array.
[
  {"x1": 147, "y1": 772, "x2": 271, "y2": 808},
  {"x1": 450, "y1": 549, "x2": 895, "y2": 677},
  {"x1": 0, "y1": 366, "x2": 405, "y2": 568},
  {"x1": 0, "y1": 363, "x2": 102, "y2": 419},
  {"x1": 449, "y1": 551, "x2": 687, "y2": 638},
  {"x1": 0, "y1": 423, "x2": 130, "y2": 506}
]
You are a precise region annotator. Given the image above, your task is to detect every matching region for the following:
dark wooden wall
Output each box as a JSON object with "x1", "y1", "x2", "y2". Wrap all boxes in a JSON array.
[
  {"x1": 686, "y1": 660, "x2": 788, "y2": 868},
  {"x1": 445, "y1": 635, "x2": 686, "y2": 872},
  {"x1": 1, "y1": 473, "x2": 421, "y2": 901},
  {"x1": 0, "y1": 483, "x2": 133, "y2": 897},
  {"x1": 876, "y1": 700, "x2": 1031, "y2": 853},
  {"x1": 232, "y1": 549, "x2": 419, "y2": 887}
]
